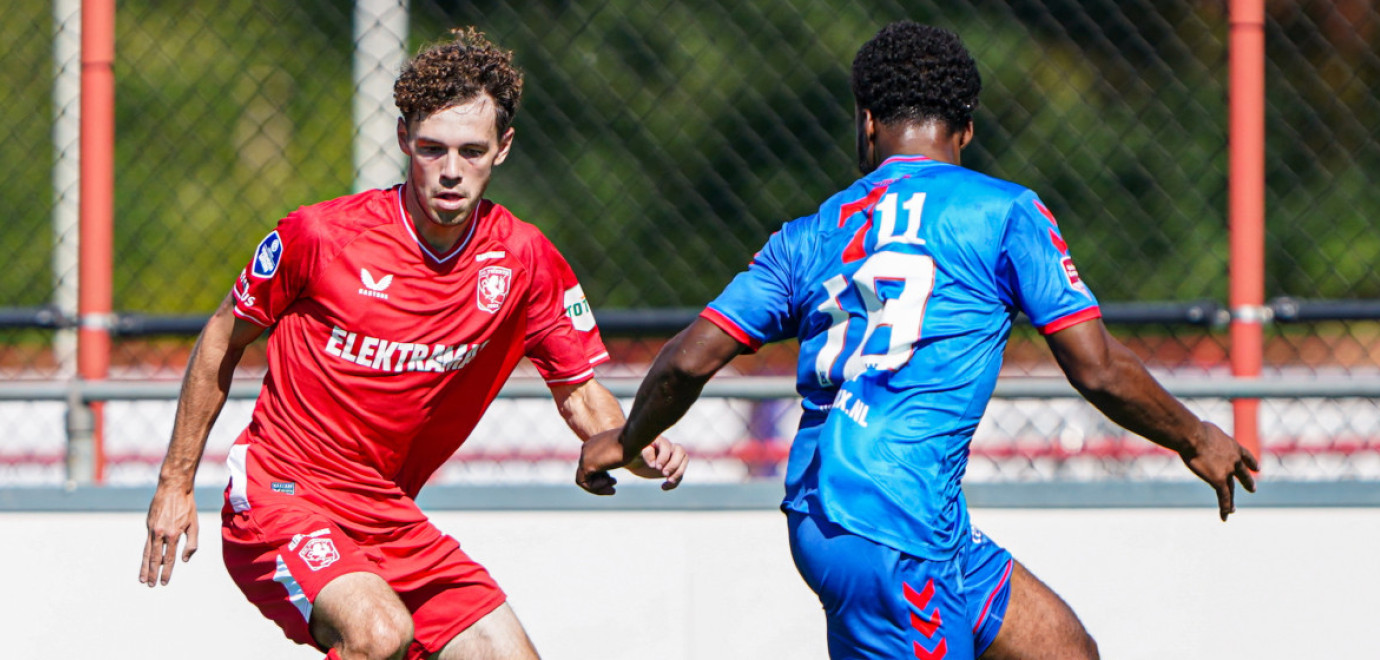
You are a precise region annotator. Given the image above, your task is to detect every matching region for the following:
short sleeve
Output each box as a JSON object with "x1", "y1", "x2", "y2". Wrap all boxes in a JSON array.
[
  {"x1": 702, "y1": 227, "x2": 799, "y2": 351},
  {"x1": 230, "y1": 212, "x2": 317, "y2": 327},
  {"x1": 998, "y1": 193, "x2": 1101, "y2": 334},
  {"x1": 522, "y1": 236, "x2": 609, "y2": 384}
]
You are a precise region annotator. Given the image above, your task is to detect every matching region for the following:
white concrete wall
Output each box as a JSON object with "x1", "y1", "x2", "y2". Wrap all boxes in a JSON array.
[{"x1": 5, "y1": 507, "x2": 1376, "y2": 659}]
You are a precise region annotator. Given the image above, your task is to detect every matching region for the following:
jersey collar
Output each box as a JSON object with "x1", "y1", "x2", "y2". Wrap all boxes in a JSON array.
[
  {"x1": 394, "y1": 184, "x2": 480, "y2": 265},
  {"x1": 879, "y1": 154, "x2": 933, "y2": 168}
]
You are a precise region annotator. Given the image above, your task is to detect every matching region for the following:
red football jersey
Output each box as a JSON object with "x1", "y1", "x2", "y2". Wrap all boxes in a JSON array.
[{"x1": 224, "y1": 186, "x2": 607, "y2": 528}]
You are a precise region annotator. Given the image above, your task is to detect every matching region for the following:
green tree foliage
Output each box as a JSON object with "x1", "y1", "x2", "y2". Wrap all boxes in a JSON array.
[
  {"x1": 111, "y1": 0, "x2": 355, "y2": 312},
  {"x1": 1, "y1": 0, "x2": 1375, "y2": 312},
  {"x1": 0, "y1": 1, "x2": 56, "y2": 307}
]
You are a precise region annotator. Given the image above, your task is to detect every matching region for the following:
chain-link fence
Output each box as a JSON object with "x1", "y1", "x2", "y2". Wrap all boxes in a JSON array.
[{"x1": 2, "y1": 0, "x2": 1378, "y2": 485}]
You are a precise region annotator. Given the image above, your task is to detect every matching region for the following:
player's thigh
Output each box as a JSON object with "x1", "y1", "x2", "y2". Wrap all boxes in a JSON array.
[
  {"x1": 385, "y1": 520, "x2": 509, "y2": 656},
  {"x1": 223, "y1": 504, "x2": 403, "y2": 650},
  {"x1": 431, "y1": 602, "x2": 539, "y2": 660},
  {"x1": 979, "y1": 560, "x2": 1098, "y2": 660},
  {"x1": 311, "y1": 571, "x2": 414, "y2": 657},
  {"x1": 788, "y1": 510, "x2": 969, "y2": 660}
]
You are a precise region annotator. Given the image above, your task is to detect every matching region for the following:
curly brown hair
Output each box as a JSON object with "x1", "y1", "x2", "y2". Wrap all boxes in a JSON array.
[{"x1": 394, "y1": 27, "x2": 524, "y2": 133}]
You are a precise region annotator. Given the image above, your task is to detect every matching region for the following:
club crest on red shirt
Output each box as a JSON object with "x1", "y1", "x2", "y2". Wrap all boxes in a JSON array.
[
  {"x1": 298, "y1": 537, "x2": 340, "y2": 571},
  {"x1": 477, "y1": 266, "x2": 512, "y2": 314}
]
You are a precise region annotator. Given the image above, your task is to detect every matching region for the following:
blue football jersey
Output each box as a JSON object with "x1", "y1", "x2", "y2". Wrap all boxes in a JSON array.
[{"x1": 704, "y1": 155, "x2": 1100, "y2": 560}]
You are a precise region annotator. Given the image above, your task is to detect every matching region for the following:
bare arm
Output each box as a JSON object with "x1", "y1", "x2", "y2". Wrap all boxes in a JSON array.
[
  {"x1": 576, "y1": 318, "x2": 745, "y2": 494},
  {"x1": 141, "y1": 294, "x2": 265, "y2": 587},
  {"x1": 550, "y1": 378, "x2": 628, "y2": 442},
  {"x1": 552, "y1": 377, "x2": 689, "y2": 490},
  {"x1": 1045, "y1": 319, "x2": 1258, "y2": 519}
]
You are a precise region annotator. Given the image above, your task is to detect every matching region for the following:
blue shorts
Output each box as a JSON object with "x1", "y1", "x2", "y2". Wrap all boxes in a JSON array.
[{"x1": 787, "y1": 509, "x2": 1014, "y2": 660}]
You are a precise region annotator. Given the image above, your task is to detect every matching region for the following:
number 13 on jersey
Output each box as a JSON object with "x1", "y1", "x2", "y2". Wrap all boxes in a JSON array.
[{"x1": 814, "y1": 251, "x2": 936, "y2": 386}]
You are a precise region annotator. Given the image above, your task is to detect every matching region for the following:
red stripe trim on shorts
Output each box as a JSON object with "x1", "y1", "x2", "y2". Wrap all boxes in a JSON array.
[{"x1": 974, "y1": 559, "x2": 1015, "y2": 633}]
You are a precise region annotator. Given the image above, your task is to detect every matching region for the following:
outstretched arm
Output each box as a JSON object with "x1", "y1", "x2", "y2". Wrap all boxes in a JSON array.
[
  {"x1": 576, "y1": 318, "x2": 746, "y2": 495},
  {"x1": 141, "y1": 294, "x2": 264, "y2": 587},
  {"x1": 1044, "y1": 319, "x2": 1259, "y2": 520},
  {"x1": 551, "y1": 377, "x2": 688, "y2": 490}
]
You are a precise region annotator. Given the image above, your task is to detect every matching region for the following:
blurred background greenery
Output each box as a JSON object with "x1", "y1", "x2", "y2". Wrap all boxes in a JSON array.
[{"x1": 2, "y1": 0, "x2": 1376, "y2": 314}]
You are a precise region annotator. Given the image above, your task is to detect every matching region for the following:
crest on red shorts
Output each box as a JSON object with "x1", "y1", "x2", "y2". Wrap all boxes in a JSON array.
[
  {"x1": 476, "y1": 266, "x2": 512, "y2": 314},
  {"x1": 299, "y1": 537, "x2": 340, "y2": 571}
]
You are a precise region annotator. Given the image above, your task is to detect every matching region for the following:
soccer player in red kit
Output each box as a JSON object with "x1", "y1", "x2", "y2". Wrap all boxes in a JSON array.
[{"x1": 140, "y1": 28, "x2": 688, "y2": 660}]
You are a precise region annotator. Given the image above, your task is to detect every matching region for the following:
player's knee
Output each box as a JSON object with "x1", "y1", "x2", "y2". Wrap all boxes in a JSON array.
[
  {"x1": 342, "y1": 608, "x2": 414, "y2": 660},
  {"x1": 1083, "y1": 633, "x2": 1101, "y2": 660},
  {"x1": 1063, "y1": 629, "x2": 1100, "y2": 660},
  {"x1": 1055, "y1": 616, "x2": 1099, "y2": 660}
]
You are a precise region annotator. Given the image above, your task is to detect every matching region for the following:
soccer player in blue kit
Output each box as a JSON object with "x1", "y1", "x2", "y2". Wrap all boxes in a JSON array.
[{"x1": 577, "y1": 21, "x2": 1258, "y2": 660}]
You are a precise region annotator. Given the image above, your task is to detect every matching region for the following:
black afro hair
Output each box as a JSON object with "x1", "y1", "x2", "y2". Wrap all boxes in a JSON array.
[{"x1": 851, "y1": 22, "x2": 982, "y2": 132}]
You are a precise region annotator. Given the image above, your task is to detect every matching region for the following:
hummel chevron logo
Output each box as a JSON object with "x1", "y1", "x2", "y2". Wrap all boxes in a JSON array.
[
  {"x1": 358, "y1": 268, "x2": 393, "y2": 300},
  {"x1": 904, "y1": 580, "x2": 947, "y2": 660}
]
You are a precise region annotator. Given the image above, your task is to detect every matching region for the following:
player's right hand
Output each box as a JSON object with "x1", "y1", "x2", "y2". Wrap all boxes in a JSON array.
[
  {"x1": 577, "y1": 428, "x2": 631, "y2": 496},
  {"x1": 1180, "y1": 421, "x2": 1259, "y2": 521},
  {"x1": 140, "y1": 485, "x2": 199, "y2": 587}
]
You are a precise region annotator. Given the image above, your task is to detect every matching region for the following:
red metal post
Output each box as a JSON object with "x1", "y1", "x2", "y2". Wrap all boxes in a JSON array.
[
  {"x1": 78, "y1": 0, "x2": 116, "y2": 483},
  {"x1": 1229, "y1": 0, "x2": 1266, "y2": 460}
]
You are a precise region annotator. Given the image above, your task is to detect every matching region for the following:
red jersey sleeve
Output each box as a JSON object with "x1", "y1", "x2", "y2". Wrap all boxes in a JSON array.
[
  {"x1": 231, "y1": 211, "x2": 319, "y2": 327},
  {"x1": 521, "y1": 236, "x2": 609, "y2": 384}
]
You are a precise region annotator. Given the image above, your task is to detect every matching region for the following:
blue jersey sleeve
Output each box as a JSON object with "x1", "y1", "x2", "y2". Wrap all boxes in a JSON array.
[
  {"x1": 998, "y1": 193, "x2": 1101, "y2": 333},
  {"x1": 703, "y1": 227, "x2": 800, "y2": 351}
]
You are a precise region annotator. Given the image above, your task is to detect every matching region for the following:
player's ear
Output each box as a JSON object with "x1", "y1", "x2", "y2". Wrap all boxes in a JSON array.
[
  {"x1": 493, "y1": 126, "x2": 515, "y2": 166},
  {"x1": 856, "y1": 106, "x2": 878, "y2": 173},
  {"x1": 857, "y1": 106, "x2": 876, "y2": 144},
  {"x1": 396, "y1": 117, "x2": 412, "y2": 156},
  {"x1": 958, "y1": 120, "x2": 974, "y2": 150}
]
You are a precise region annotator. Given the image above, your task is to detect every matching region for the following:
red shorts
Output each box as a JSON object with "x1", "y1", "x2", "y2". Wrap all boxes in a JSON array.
[{"x1": 222, "y1": 502, "x2": 506, "y2": 658}]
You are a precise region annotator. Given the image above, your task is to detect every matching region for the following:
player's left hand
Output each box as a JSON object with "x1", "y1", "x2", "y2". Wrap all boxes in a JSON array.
[
  {"x1": 625, "y1": 436, "x2": 688, "y2": 490},
  {"x1": 1180, "y1": 421, "x2": 1259, "y2": 521}
]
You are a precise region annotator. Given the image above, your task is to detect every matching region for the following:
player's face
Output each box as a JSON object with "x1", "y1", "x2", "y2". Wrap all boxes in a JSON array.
[{"x1": 398, "y1": 96, "x2": 514, "y2": 233}]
